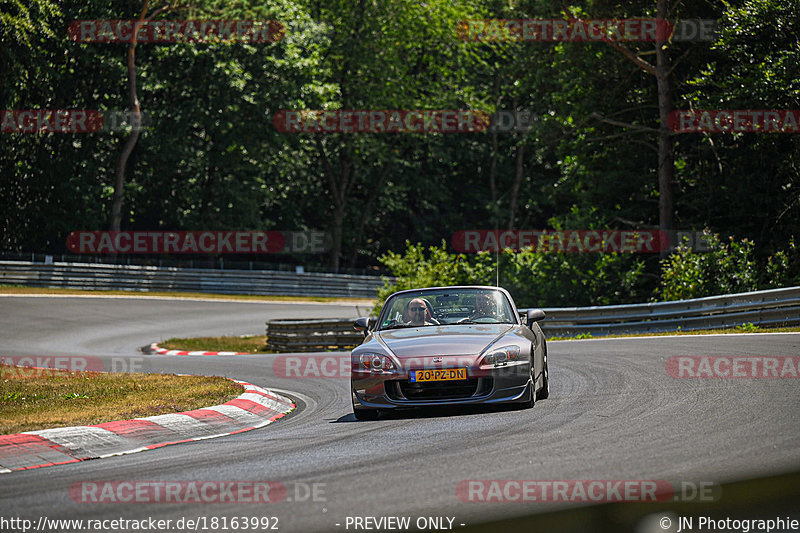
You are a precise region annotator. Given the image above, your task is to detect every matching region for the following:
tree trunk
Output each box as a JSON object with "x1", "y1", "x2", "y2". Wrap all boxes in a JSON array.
[
  {"x1": 508, "y1": 141, "x2": 525, "y2": 230},
  {"x1": 316, "y1": 138, "x2": 353, "y2": 272},
  {"x1": 655, "y1": 0, "x2": 675, "y2": 233},
  {"x1": 330, "y1": 203, "x2": 345, "y2": 272},
  {"x1": 489, "y1": 128, "x2": 498, "y2": 223},
  {"x1": 345, "y1": 157, "x2": 393, "y2": 268},
  {"x1": 605, "y1": 0, "x2": 676, "y2": 236},
  {"x1": 110, "y1": 2, "x2": 150, "y2": 232}
]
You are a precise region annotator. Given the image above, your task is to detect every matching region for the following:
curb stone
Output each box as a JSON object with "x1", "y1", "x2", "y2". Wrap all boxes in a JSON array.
[
  {"x1": 146, "y1": 342, "x2": 252, "y2": 356},
  {"x1": 0, "y1": 380, "x2": 294, "y2": 473}
]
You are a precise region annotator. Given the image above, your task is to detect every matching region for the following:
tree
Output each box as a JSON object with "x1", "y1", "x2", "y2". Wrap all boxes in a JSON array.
[{"x1": 299, "y1": 0, "x2": 484, "y2": 271}]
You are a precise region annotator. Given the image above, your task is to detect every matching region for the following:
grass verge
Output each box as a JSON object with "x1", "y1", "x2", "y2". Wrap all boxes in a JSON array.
[
  {"x1": 159, "y1": 335, "x2": 271, "y2": 353},
  {"x1": 0, "y1": 284, "x2": 375, "y2": 304},
  {"x1": 0, "y1": 365, "x2": 243, "y2": 434}
]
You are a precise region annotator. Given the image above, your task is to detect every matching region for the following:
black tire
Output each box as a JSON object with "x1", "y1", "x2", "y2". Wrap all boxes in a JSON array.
[
  {"x1": 353, "y1": 408, "x2": 380, "y2": 421},
  {"x1": 519, "y1": 354, "x2": 536, "y2": 409},
  {"x1": 352, "y1": 395, "x2": 380, "y2": 420},
  {"x1": 536, "y1": 338, "x2": 550, "y2": 400}
]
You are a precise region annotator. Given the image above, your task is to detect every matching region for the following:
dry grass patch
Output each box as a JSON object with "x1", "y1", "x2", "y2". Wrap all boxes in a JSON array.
[
  {"x1": 159, "y1": 335, "x2": 270, "y2": 353},
  {"x1": 0, "y1": 365, "x2": 242, "y2": 434}
]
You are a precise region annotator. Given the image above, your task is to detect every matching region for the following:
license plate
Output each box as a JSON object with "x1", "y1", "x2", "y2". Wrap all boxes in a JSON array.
[{"x1": 410, "y1": 368, "x2": 467, "y2": 382}]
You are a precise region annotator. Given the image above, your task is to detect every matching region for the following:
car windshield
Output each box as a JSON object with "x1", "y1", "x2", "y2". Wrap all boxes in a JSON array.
[{"x1": 377, "y1": 288, "x2": 517, "y2": 330}]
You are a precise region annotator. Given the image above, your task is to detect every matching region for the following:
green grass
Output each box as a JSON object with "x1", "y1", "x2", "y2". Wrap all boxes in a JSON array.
[
  {"x1": 0, "y1": 365, "x2": 243, "y2": 434},
  {"x1": 159, "y1": 335, "x2": 271, "y2": 353},
  {"x1": 549, "y1": 324, "x2": 800, "y2": 341},
  {"x1": 0, "y1": 284, "x2": 375, "y2": 304}
]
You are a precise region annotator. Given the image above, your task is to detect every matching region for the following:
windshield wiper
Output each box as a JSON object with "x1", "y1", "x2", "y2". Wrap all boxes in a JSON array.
[
  {"x1": 454, "y1": 319, "x2": 509, "y2": 325},
  {"x1": 380, "y1": 323, "x2": 432, "y2": 330},
  {"x1": 387, "y1": 324, "x2": 415, "y2": 329}
]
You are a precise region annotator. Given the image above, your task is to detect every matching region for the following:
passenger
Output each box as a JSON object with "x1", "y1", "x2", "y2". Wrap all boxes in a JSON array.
[{"x1": 469, "y1": 293, "x2": 498, "y2": 320}]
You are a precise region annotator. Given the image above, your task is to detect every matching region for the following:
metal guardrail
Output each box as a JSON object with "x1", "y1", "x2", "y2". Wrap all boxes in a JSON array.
[
  {"x1": 0, "y1": 251, "x2": 388, "y2": 277},
  {"x1": 265, "y1": 287, "x2": 800, "y2": 351},
  {"x1": 0, "y1": 261, "x2": 385, "y2": 298},
  {"x1": 535, "y1": 286, "x2": 800, "y2": 337}
]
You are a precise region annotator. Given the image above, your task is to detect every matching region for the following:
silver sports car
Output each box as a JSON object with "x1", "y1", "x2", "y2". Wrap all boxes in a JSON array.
[{"x1": 350, "y1": 286, "x2": 548, "y2": 420}]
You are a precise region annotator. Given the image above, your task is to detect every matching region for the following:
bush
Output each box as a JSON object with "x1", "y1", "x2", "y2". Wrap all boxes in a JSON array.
[
  {"x1": 375, "y1": 240, "x2": 648, "y2": 310},
  {"x1": 762, "y1": 238, "x2": 800, "y2": 288},
  {"x1": 375, "y1": 233, "x2": 799, "y2": 311},
  {"x1": 373, "y1": 241, "x2": 493, "y2": 315},
  {"x1": 499, "y1": 247, "x2": 646, "y2": 307},
  {"x1": 656, "y1": 232, "x2": 799, "y2": 301}
]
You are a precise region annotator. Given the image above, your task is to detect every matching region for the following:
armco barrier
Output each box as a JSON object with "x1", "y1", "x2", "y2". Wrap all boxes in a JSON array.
[
  {"x1": 0, "y1": 261, "x2": 385, "y2": 298},
  {"x1": 536, "y1": 286, "x2": 800, "y2": 337},
  {"x1": 265, "y1": 287, "x2": 800, "y2": 350}
]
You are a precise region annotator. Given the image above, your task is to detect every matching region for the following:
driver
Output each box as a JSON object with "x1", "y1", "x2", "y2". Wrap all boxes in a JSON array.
[{"x1": 403, "y1": 298, "x2": 437, "y2": 326}]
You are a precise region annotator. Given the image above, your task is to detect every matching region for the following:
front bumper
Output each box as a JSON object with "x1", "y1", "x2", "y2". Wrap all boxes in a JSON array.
[{"x1": 351, "y1": 364, "x2": 531, "y2": 410}]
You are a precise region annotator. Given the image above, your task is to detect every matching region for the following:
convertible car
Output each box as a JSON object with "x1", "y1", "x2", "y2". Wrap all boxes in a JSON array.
[{"x1": 350, "y1": 286, "x2": 548, "y2": 420}]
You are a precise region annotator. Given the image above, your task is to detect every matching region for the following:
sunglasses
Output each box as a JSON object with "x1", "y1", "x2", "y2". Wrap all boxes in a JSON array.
[{"x1": 410, "y1": 307, "x2": 426, "y2": 312}]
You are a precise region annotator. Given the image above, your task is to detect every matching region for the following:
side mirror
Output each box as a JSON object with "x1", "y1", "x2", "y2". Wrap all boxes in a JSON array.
[
  {"x1": 526, "y1": 309, "x2": 546, "y2": 327},
  {"x1": 354, "y1": 317, "x2": 372, "y2": 336}
]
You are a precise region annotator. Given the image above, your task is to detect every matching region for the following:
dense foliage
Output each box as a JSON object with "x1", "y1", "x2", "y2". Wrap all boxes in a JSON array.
[
  {"x1": 376, "y1": 240, "x2": 647, "y2": 309},
  {"x1": 2, "y1": 0, "x2": 798, "y2": 303},
  {"x1": 376, "y1": 233, "x2": 798, "y2": 308}
]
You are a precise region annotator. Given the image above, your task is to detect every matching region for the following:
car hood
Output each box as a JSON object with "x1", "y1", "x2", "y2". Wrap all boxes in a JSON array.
[{"x1": 375, "y1": 324, "x2": 514, "y2": 358}]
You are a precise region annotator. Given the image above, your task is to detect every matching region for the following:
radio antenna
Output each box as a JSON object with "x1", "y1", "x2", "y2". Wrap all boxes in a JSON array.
[{"x1": 495, "y1": 244, "x2": 499, "y2": 287}]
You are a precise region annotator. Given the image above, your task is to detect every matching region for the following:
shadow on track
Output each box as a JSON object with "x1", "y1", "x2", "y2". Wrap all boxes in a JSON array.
[{"x1": 331, "y1": 402, "x2": 532, "y2": 423}]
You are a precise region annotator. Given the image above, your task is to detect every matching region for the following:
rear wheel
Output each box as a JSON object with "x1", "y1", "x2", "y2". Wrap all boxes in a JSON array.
[{"x1": 536, "y1": 339, "x2": 550, "y2": 400}]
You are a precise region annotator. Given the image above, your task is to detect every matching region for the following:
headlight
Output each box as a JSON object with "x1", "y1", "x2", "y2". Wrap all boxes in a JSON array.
[
  {"x1": 356, "y1": 353, "x2": 396, "y2": 372},
  {"x1": 480, "y1": 346, "x2": 520, "y2": 366}
]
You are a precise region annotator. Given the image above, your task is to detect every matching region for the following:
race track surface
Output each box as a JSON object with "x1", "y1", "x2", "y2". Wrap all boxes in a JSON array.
[{"x1": 1, "y1": 295, "x2": 798, "y2": 532}]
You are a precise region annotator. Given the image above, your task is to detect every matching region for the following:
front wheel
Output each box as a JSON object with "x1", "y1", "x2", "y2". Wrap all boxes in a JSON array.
[
  {"x1": 536, "y1": 339, "x2": 550, "y2": 400},
  {"x1": 519, "y1": 357, "x2": 536, "y2": 409},
  {"x1": 353, "y1": 408, "x2": 380, "y2": 421},
  {"x1": 352, "y1": 394, "x2": 380, "y2": 420}
]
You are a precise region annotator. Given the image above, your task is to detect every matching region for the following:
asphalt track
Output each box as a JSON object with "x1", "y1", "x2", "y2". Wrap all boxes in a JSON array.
[{"x1": 0, "y1": 295, "x2": 799, "y2": 532}]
